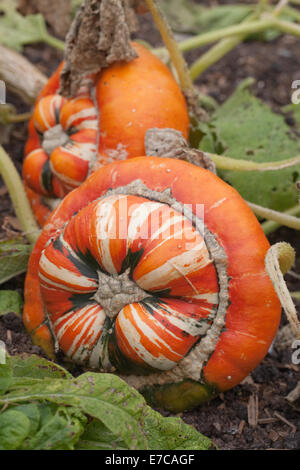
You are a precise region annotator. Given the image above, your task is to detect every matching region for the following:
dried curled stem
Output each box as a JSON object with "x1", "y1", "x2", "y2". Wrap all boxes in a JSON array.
[
  {"x1": 265, "y1": 243, "x2": 300, "y2": 340},
  {"x1": 59, "y1": 0, "x2": 138, "y2": 97}
]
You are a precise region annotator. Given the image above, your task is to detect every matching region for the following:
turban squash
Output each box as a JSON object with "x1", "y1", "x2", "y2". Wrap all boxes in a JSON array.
[
  {"x1": 22, "y1": 43, "x2": 189, "y2": 227},
  {"x1": 23, "y1": 156, "x2": 281, "y2": 412}
]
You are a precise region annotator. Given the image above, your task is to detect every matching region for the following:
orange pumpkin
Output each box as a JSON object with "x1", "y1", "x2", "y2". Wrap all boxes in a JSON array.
[
  {"x1": 23, "y1": 43, "x2": 189, "y2": 225},
  {"x1": 23, "y1": 156, "x2": 281, "y2": 411}
]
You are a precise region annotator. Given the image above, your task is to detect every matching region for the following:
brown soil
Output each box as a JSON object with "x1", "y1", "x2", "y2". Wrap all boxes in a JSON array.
[{"x1": 0, "y1": 0, "x2": 300, "y2": 450}]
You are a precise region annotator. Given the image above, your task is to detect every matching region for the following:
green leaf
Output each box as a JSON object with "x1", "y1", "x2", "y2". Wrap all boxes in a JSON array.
[
  {"x1": 37, "y1": 403, "x2": 58, "y2": 428},
  {"x1": 0, "y1": 0, "x2": 61, "y2": 51},
  {"x1": 1, "y1": 373, "x2": 151, "y2": 449},
  {"x1": 142, "y1": 409, "x2": 214, "y2": 450},
  {"x1": 76, "y1": 408, "x2": 214, "y2": 450},
  {"x1": 7, "y1": 354, "x2": 73, "y2": 381},
  {"x1": 0, "y1": 290, "x2": 23, "y2": 315},
  {"x1": 12, "y1": 403, "x2": 40, "y2": 435},
  {"x1": 0, "y1": 238, "x2": 32, "y2": 285},
  {"x1": 199, "y1": 83, "x2": 300, "y2": 211},
  {"x1": 160, "y1": 1, "x2": 253, "y2": 34},
  {"x1": 76, "y1": 420, "x2": 128, "y2": 450},
  {"x1": 22, "y1": 406, "x2": 86, "y2": 450},
  {"x1": 0, "y1": 355, "x2": 213, "y2": 450},
  {"x1": 0, "y1": 362, "x2": 12, "y2": 395},
  {"x1": 189, "y1": 114, "x2": 226, "y2": 155},
  {"x1": 0, "y1": 409, "x2": 31, "y2": 449}
]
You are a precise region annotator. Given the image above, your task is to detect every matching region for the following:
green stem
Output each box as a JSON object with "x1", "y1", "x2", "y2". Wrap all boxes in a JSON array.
[
  {"x1": 0, "y1": 146, "x2": 40, "y2": 244},
  {"x1": 143, "y1": 0, "x2": 194, "y2": 95},
  {"x1": 247, "y1": 201, "x2": 300, "y2": 231},
  {"x1": 6, "y1": 111, "x2": 32, "y2": 124},
  {"x1": 170, "y1": 19, "x2": 275, "y2": 55},
  {"x1": 43, "y1": 33, "x2": 65, "y2": 51},
  {"x1": 189, "y1": 0, "x2": 298, "y2": 80},
  {"x1": 291, "y1": 292, "x2": 300, "y2": 300},
  {"x1": 273, "y1": 0, "x2": 290, "y2": 16},
  {"x1": 207, "y1": 151, "x2": 300, "y2": 171},
  {"x1": 261, "y1": 205, "x2": 300, "y2": 234},
  {"x1": 151, "y1": 2, "x2": 298, "y2": 80},
  {"x1": 271, "y1": 17, "x2": 300, "y2": 37},
  {"x1": 188, "y1": 8, "x2": 260, "y2": 81},
  {"x1": 182, "y1": 15, "x2": 300, "y2": 59},
  {"x1": 189, "y1": 35, "x2": 245, "y2": 80}
]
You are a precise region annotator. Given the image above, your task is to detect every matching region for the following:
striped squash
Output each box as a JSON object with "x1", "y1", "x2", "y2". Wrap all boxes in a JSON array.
[
  {"x1": 23, "y1": 156, "x2": 282, "y2": 412},
  {"x1": 23, "y1": 43, "x2": 189, "y2": 226}
]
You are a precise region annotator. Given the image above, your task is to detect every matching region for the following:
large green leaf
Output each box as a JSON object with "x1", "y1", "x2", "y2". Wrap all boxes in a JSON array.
[
  {"x1": 199, "y1": 84, "x2": 300, "y2": 211},
  {"x1": 21, "y1": 406, "x2": 86, "y2": 450},
  {"x1": 75, "y1": 420, "x2": 128, "y2": 450},
  {"x1": 12, "y1": 404, "x2": 41, "y2": 435},
  {"x1": 0, "y1": 409, "x2": 31, "y2": 450},
  {"x1": 0, "y1": 238, "x2": 32, "y2": 285},
  {"x1": 0, "y1": 290, "x2": 23, "y2": 315},
  {"x1": 0, "y1": 355, "x2": 214, "y2": 450},
  {"x1": 76, "y1": 410, "x2": 213, "y2": 451},
  {"x1": 0, "y1": 395, "x2": 86, "y2": 450},
  {"x1": 141, "y1": 408, "x2": 213, "y2": 450},
  {"x1": 2, "y1": 373, "x2": 154, "y2": 449}
]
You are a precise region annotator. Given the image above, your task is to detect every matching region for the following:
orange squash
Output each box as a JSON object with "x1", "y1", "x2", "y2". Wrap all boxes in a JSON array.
[
  {"x1": 23, "y1": 43, "x2": 189, "y2": 225},
  {"x1": 23, "y1": 156, "x2": 281, "y2": 411}
]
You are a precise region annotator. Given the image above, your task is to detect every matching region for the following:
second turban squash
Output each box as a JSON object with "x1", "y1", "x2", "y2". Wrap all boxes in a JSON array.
[{"x1": 22, "y1": 43, "x2": 189, "y2": 226}]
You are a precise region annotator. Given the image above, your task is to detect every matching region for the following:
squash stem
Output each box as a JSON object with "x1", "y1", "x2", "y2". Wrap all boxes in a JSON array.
[
  {"x1": 43, "y1": 33, "x2": 65, "y2": 52},
  {"x1": 0, "y1": 145, "x2": 40, "y2": 244},
  {"x1": 6, "y1": 112, "x2": 32, "y2": 124},
  {"x1": 208, "y1": 151, "x2": 300, "y2": 172},
  {"x1": 174, "y1": 19, "x2": 274, "y2": 55},
  {"x1": 271, "y1": 17, "x2": 300, "y2": 37},
  {"x1": 247, "y1": 202, "x2": 300, "y2": 232},
  {"x1": 143, "y1": 0, "x2": 194, "y2": 96},
  {"x1": 261, "y1": 205, "x2": 300, "y2": 234},
  {"x1": 188, "y1": 7, "x2": 261, "y2": 81},
  {"x1": 291, "y1": 291, "x2": 300, "y2": 300}
]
